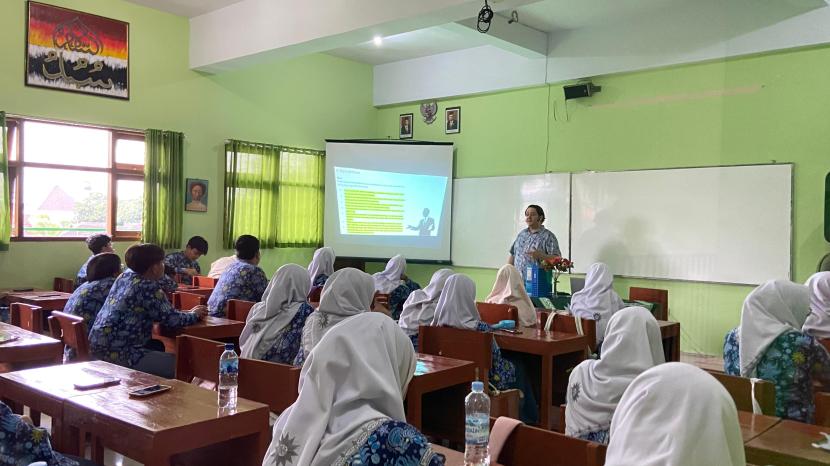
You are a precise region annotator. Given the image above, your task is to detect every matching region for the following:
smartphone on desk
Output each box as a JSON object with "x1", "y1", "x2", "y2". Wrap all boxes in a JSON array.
[
  {"x1": 73, "y1": 377, "x2": 120, "y2": 390},
  {"x1": 129, "y1": 384, "x2": 171, "y2": 398}
]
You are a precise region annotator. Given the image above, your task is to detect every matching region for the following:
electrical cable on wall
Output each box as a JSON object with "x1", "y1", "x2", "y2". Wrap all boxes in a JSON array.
[{"x1": 477, "y1": 0, "x2": 494, "y2": 33}]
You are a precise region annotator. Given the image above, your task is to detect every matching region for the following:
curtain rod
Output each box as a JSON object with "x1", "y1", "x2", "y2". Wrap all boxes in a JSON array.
[
  {"x1": 4, "y1": 112, "x2": 185, "y2": 138},
  {"x1": 225, "y1": 138, "x2": 324, "y2": 155}
]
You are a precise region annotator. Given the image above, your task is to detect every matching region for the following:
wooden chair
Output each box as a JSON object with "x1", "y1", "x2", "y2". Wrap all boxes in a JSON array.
[
  {"x1": 227, "y1": 299, "x2": 255, "y2": 322},
  {"x1": 47, "y1": 311, "x2": 91, "y2": 361},
  {"x1": 816, "y1": 391, "x2": 830, "y2": 427},
  {"x1": 818, "y1": 337, "x2": 830, "y2": 354},
  {"x1": 705, "y1": 371, "x2": 776, "y2": 416},
  {"x1": 53, "y1": 277, "x2": 75, "y2": 293},
  {"x1": 10, "y1": 302, "x2": 45, "y2": 334},
  {"x1": 193, "y1": 276, "x2": 218, "y2": 288},
  {"x1": 537, "y1": 311, "x2": 598, "y2": 354},
  {"x1": 308, "y1": 286, "x2": 322, "y2": 306},
  {"x1": 419, "y1": 326, "x2": 520, "y2": 419},
  {"x1": 488, "y1": 417, "x2": 606, "y2": 466},
  {"x1": 629, "y1": 287, "x2": 668, "y2": 320},
  {"x1": 172, "y1": 291, "x2": 207, "y2": 310},
  {"x1": 175, "y1": 335, "x2": 225, "y2": 385},
  {"x1": 476, "y1": 302, "x2": 518, "y2": 326}
]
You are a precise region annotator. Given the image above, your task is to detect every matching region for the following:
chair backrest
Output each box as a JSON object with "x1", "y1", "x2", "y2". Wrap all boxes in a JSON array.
[
  {"x1": 547, "y1": 313, "x2": 598, "y2": 353},
  {"x1": 172, "y1": 291, "x2": 207, "y2": 310},
  {"x1": 476, "y1": 302, "x2": 518, "y2": 326},
  {"x1": 706, "y1": 371, "x2": 776, "y2": 416},
  {"x1": 227, "y1": 299, "x2": 256, "y2": 322},
  {"x1": 489, "y1": 417, "x2": 606, "y2": 466},
  {"x1": 193, "y1": 276, "x2": 219, "y2": 288},
  {"x1": 47, "y1": 311, "x2": 91, "y2": 361},
  {"x1": 629, "y1": 287, "x2": 668, "y2": 320},
  {"x1": 238, "y1": 358, "x2": 301, "y2": 414},
  {"x1": 419, "y1": 326, "x2": 492, "y2": 386},
  {"x1": 819, "y1": 338, "x2": 830, "y2": 354},
  {"x1": 175, "y1": 335, "x2": 226, "y2": 384},
  {"x1": 816, "y1": 391, "x2": 830, "y2": 427},
  {"x1": 10, "y1": 302, "x2": 44, "y2": 334},
  {"x1": 53, "y1": 277, "x2": 75, "y2": 293},
  {"x1": 307, "y1": 286, "x2": 322, "y2": 306}
]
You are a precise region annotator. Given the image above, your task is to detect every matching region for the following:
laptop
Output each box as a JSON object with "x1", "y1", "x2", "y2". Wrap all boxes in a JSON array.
[{"x1": 569, "y1": 277, "x2": 586, "y2": 294}]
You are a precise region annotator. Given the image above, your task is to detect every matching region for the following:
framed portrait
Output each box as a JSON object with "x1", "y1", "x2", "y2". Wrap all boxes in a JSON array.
[
  {"x1": 26, "y1": 1, "x2": 130, "y2": 99},
  {"x1": 445, "y1": 107, "x2": 461, "y2": 134},
  {"x1": 185, "y1": 178, "x2": 208, "y2": 212},
  {"x1": 399, "y1": 113, "x2": 413, "y2": 139}
]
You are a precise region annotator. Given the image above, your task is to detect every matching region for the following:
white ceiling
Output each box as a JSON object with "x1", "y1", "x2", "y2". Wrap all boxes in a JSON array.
[
  {"x1": 326, "y1": 26, "x2": 483, "y2": 66},
  {"x1": 127, "y1": 0, "x2": 243, "y2": 18}
]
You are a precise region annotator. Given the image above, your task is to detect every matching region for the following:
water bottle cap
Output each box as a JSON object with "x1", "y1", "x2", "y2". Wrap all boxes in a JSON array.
[
  {"x1": 225, "y1": 343, "x2": 235, "y2": 350},
  {"x1": 471, "y1": 381, "x2": 484, "y2": 392}
]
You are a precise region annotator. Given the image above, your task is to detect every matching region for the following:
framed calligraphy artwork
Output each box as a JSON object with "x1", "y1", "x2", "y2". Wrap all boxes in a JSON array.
[{"x1": 26, "y1": 1, "x2": 129, "y2": 99}]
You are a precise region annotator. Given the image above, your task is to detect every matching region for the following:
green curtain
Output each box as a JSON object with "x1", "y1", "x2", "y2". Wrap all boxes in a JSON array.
[
  {"x1": 224, "y1": 140, "x2": 324, "y2": 249},
  {"x1": 142, "y1": 129, "x2": 183, "y2": 249},
  {"x1": 0, "y1": 112, "x2": 9, "y2": 251}
]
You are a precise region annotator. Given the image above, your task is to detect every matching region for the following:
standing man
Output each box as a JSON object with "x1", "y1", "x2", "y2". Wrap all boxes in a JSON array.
[{"x1": 509, "y1": 204, "x2": 561, "y2": 279}]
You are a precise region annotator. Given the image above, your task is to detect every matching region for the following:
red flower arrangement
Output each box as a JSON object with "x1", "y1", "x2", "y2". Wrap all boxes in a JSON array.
[{"x1": 541, "y1": 256, "x2": 573, "y2": 296}]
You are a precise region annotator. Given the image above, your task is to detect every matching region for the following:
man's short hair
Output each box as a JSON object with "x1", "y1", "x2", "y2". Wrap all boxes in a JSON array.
[
  {"x1": 186, "y1": 236, "x2": 208, "y2": 255},
  {"x1": 86, "y1": 234, "x2": 112, "y2": 254},
  {"x1": 125, "y1": 244, "x2": 165, "y2": 274},
  {"x1": 235, "y1": 235, "x2": 260, "y2": 261}
]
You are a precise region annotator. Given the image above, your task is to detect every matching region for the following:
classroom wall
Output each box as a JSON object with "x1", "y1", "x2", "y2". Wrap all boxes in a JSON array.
[
  {"x1": 0, "y1": 0, "x2": 376, "y2": 287},
  {"x1": 374, "y1": 44, "x2": 830, "y2": 355}
]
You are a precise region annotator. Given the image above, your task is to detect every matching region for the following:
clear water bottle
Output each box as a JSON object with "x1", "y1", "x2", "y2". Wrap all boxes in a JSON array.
[
  {"x1": 464, "y1": 381, "x2": 490, "y2": 466},
  {"x1": 218, "y1": 343, "x2": 238, "y2": 409}
]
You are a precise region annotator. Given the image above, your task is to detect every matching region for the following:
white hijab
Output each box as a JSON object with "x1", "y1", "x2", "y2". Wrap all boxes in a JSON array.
[
  {"x1": 300, "y1": 268, "x2": 374, "y2": 358},
  {"x1": 569, "y1": 263, "x2": 624, "y2": 344},
  {"x1": 239, "y1": 264, "x2": 310, "y2": 360},
  {"x1": 738, "y1": 279, "x2": 810, "y2": 377},
  {"x1": 431, "y1": 274, "x2": 481, "y2": 330},
  {"x1": 264, "y1": 313, "x2": 418, "y2": 466},
  {"x1": 373, "y1": 254, "x2": 407, "y2": 294},
  {"x1": 485, "y1": 264, "x2": 536, "y2": 327},
  {"x1": 207, "y1": 255, "x2": 237, "y2": 279},
  {"x1": 399, "y1": 268, "x2": 453, "y2": 335},
  {"x1": 566, "y1": 307, "x2": 665, "y2": 438},
  {"x1": 606, "y1": 363, "x2": 745, "y2": 466},
  {"x1": 803, "y1": 272, "x2": 830, "y2": 339},
  {"x1": 308, "y1": 247, "x2": 335, "y2": 286}
]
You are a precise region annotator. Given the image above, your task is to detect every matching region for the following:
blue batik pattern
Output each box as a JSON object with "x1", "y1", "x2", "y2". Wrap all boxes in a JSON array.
[
  {"x1": 88, "y1": 270, "x2": 198, "y2": 368},
  {"x1": 0, "y1": 402, "x2": 77, "y2": 466},
  {"x1": 312, "y1": 274, "x2": 329, "y2": 287},
  {"x1": 476, "y1": 321, "x2": 517, "y2": 390},
  {"x1": 62, "y1": 276, "x2": 116, "y2": 362},
  {"x1": 75, "y1": 255, "x2": 94, "y2": 287},
  {"x1": 207, "y1": 261, "x2": 268, "y2": 317},
  {"x1": 510, "y1": 227, "x2": 561, "y2": 279},
  {"x1": 261, "y1": 303, "x2": 315, "y2": 364},
  {"x1": 164, "y1": 251, "x2": 201, "y2": 285},
  {"x1": 577, "y1": 429, "x2": 610, "y2": 445},
  {"x1": 340, "y1": 419, "x2": 445, "y2": 466},
  {"x1": 389, "y1": 279, "x2": 421, "y2": 320}
]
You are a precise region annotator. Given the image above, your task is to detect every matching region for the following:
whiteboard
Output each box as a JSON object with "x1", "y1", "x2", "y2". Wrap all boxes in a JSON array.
[
  {"x1": 571, "y1": 164, "x2": 792, "y2": 285},
  {"x1": 452, "y1": 173, "x2": 571, "y2": 268}
]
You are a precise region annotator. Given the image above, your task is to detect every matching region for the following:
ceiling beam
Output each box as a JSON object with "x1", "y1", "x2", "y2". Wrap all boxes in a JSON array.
[
  {"x1": 443, "y1": 13, "x2": 548, "y2": 58},
  {"x1": 189, "y1": 0, "x2": 547, "y2": 72}
]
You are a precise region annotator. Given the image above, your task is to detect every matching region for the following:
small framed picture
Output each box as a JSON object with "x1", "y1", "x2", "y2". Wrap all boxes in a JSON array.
[
  {"x1": 185, "y1": 178, "x2": 208, "y2": 212},
  {"x1": 445, "y1": 107, "x2": 460, "y2": 134},
  {"x1": 399, "y1": 113, "x2": 413, "y2": 139}
]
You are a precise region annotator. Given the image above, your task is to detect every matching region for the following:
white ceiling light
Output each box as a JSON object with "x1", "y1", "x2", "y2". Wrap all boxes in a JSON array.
[{"x1": 373, "y1": 35, "x2": 383, "y2": 47}]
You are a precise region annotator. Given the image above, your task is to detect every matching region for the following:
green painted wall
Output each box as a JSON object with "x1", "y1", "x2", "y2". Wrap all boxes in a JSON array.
[
  {"x1": 0, "y1": 0, "x2": 376, "y2": 287},
  {"x1": 376, "y1": 46, "x2": 830, "y2": 355}
]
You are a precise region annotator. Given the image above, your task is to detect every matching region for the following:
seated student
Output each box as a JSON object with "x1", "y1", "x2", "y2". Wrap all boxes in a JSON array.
[
  {"x1": 724, "y1": 279, "x2": 830, "y2": 423},
  {"x1": 264, "y1": 313, "x2": 444, "y2": 466},
  {"x1": 293, "y1": 267, "x2": 374, "y2": 366},
  {"x1": 62, "y1": 252, "x2": 121, "y2": 362},
  {"x1": 240, "y1": 264, "x2": 314, "y2": 364},
  {"x1": 164, "y1": 236, "x2": 208, "y2": 285},
  {"x1": 605, "y1": 363, "x2": 745, "y2": 466},
  {"x1": 207, "y1": 235, "x2": 268, "y2": 317},
  {"x1": 207, "y1": 254, "x2": 236, "y2": 279},
  {"x1": 76, "y1": 233, "x2": 114, "y2": 286},
  {"x1": 485, "y1": 264, "x2": 537, "y2": 327},
  {"x1": 803, "y1": 271, "x2": 830, "y2": 339},
  {"x1": 431, "y1": 274, "x2": 538, "y2": 424},
  {"x1": 565, "y1": 306, "x2": 665, "y2": 444},
  {"x1": 308, "y1": 246, "x2": 335, "y2": 287},
  {"x1": 569, "y1": 262, "x2": 624, "y2": 348},
  {"x1": 398, "y1": 268, "x2": 453, "y2": 350},
  {"x1": 88, "y1": 244, "x2": 207, "y2": 378},
  {"x1": 372, "y1": 254, "x2": 421, "y2": 320}
]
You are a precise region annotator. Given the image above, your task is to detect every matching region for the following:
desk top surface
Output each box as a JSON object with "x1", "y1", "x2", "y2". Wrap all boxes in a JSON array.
[
  {"x1": 0, "y1": 360, "x2": 156, "y2": 399},
  {"x1": 415, "y1": 353, "x2": 475, "y2": 377},
  {"x1": 0, "y1": 322, "x2": 61, "y2": 349},
  {"x1": 737, "y1": 411, "x2": 781, "y2": 443},
  {"x1": 431, "y1": 445, "x2": 504, "y2": 466},
  {"x1": 746, "y1": 419, "x2": 830, "y2": 465},
  {"x1": 3, "y1": 290, "x2": 71, "y2": 301}
]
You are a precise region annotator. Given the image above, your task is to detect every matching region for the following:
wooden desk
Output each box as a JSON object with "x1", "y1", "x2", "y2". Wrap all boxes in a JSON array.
[
  {"x1": 2, "y1": 290, "x2": 72, "y2": 311},
  {"x1": 493, "y1": 328, "x2": 588, "y2": 430},
  {"x1": 154, "y1": 316, "x2": 245, "y2": 352},
  {"x1": 680, "y1": 352, "x2": 725, "y2": 374},
  {"x1": 0, "y1": 361, "x2": 157, "y2": 451},
  {"x1": 0, "y1": 322, "x2": 62, "y2": 368},
  {"x1": 431, "y1": 445, "x2": 505, "y2": 466},
  {"x1": 63, "y1": 376, "x2": 269, "y2": 466},
  {"x1": 406, "y1": 353, "x2": 476, "y2": 442},
  {"x1": 175, "y1": 285, "x2": 214, "y2": 298},
  {"x1": 657, "y1": 320, "x2": 680, "y2": 362},
  {"x1": 745, "y1": 420, "x2": 830, "y2": 466},
  {"x1": 738, "y1": 411, "x2": 781, "y2": 443}
]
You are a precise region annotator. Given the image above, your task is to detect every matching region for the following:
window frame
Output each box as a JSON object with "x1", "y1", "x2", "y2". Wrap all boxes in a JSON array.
[{"x1": 5, "y1": 117, "x2": 145, "y2": 242}]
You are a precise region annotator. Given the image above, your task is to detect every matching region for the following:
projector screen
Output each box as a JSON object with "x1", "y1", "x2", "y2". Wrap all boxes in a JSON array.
[{"x1": 324, "y1": 140, "x2": 454, "y2": 262}]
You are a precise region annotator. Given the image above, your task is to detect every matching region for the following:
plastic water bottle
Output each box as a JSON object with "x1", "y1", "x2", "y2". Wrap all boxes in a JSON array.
[
  {"x1": 218, "y1": 343, "x2": 238, "y2": 409},
  {"x1": 464, "y1": 381, "x2": 490, "y2": 466}
]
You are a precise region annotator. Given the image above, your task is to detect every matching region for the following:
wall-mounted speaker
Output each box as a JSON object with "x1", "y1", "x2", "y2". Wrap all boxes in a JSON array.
[{"x1": 563, "y1": 82, "x2": 601, "y2": 100}]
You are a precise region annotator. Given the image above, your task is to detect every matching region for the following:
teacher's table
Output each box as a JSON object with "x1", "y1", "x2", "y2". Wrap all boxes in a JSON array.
[
  {"x1": 407, "y1": 353, "x2": 476, "y2": 443},
  {"x1": 0, "y1": 322, "x2": 62, "y2": 368},
  {"x1": 153, "y1": 316, "x2": 245, "y2": 352},
  {"x1": 493, "y1": 328, "x2": 588, "y2": 430},
  {"x1": 64, "y1": 374, "x2": 269, "y2": 466},
  {"x1": 0, "y1": 360, "x2": 158, "y2": 451},
  {"x1": 745, "y1": 420, "x2": 830, "y2": 466}
]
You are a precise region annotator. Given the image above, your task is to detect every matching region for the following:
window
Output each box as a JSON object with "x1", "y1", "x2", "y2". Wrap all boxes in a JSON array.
[{"x1": 6, "y1": 118, "x2": 144, "y2": 240}]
